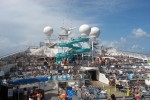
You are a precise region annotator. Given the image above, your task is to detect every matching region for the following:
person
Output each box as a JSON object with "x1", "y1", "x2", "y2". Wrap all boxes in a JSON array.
[
  {"x1": 134, "y1": 92, "x2": 141, "y2": 100},
  {"x1": 107, "y1": 94, "x2": 116, "y2": 100},
  {"x1": 29, "y1": 94, "x2": 33, "y2": 100},
  {"x1": 122, "y1": 96, "x2": 126, "y2": 100},
  {"x1": 36, "y1": 92, "x2": 41, "y2": 100},
  {"x1": 74, "y1": 82, "x2": 78, "y2": 95},
  {"x1": 77, "y1": 89, "x2": 81, "y2": 99},
  {"x1": 23, "y1": 88, "x2": 28, "y2": 100},
  {"x1": 107, "y1": 96, "x2": 111, "y2": 100},
  {"x1": 141, "y1": 95, "x2": 145, "y2": 100},
  {"x1": 111, "y1": 94, "x2": 116, "y2": 100}
]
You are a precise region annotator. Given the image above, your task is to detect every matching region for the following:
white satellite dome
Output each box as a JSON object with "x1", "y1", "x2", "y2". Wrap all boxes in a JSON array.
[
  {"x1": 43, "y1": 26, "x2": 53, "y2": 38},
  {"x1": 89, "y1": 27, "x2": 100, "y2": 38},
  {"x1": 79, "y1": 24, "x2": 91, "y2": 37}
]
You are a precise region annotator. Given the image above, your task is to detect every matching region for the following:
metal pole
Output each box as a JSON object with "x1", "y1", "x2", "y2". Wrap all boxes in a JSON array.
[
  {"x1": 82, "y1": 53, "x2": 83, "y2": 65},
  {"x1": 92, "y1": 41, "x2": 94, "y2": 63},
  {"x1": 17, "y1": 86, "x2": 19, "y2": 100}
]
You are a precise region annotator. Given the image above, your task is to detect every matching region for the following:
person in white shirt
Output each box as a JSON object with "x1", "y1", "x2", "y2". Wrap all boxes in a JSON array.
[{"x1": 29, "y1": 98, "x2": 33, "y2": 100}]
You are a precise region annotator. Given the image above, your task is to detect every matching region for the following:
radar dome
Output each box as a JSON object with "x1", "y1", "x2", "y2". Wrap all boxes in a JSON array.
[
  {"x1": 89, "y1": 27, "x2": 100, "y2": 38},
  {"x1": 43, "y1": 26, "x2": 53, "y2": 37},
  {"x1": 79, "y1": 24, "x2": 91, "y2": 37}
]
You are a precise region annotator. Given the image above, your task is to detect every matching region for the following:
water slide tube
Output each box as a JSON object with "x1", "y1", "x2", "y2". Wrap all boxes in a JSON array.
[{"x1": 56, "y1": 38, "x2": 90, "y2": 59}]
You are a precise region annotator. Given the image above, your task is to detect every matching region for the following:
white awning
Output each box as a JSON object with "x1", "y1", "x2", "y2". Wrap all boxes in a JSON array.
[
  {"x1": 80, "y1": 67, "x2": 98, "y2": 71},
  {"x1": 145, "y1": 79, "x2": 150, "y2": 86}
]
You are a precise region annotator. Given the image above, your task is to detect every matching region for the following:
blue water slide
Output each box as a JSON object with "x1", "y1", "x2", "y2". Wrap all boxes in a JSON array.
[
  {"x1": 57, "y1": 43, "x2": 81, "y2": 49},
  {"x1": 56, "y1": 38, "x2": 90, "y2": 61},
  {"x1": 57, "y1": 48, "x2": 90, "y2": 59},
  {"x1": 66, "y1": 38, "x2": 89, "y2": 45},
  {"x1": 71, "y1": 38, "x2": 89, "y2": 43},
  {"x1": 57, "y1": 53, "x2": 69, "y2": 58},
  {"x1": 57, "y1": 43, "x2": 71, "y2": 47},
  {"x1": 57, "y1": 52, "x2": 75, "y2": 58},
  {"x1": 57, "y1": 38, "x2": 89, "y2": 48},
  {"x1": 68, "y1": 51, "x2": 76, "y2": 55},
  {"x1": 75, "y1": 48, "x2": 90, "y2": 54}
]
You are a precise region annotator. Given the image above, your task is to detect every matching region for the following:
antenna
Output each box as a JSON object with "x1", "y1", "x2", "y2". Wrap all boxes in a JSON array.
[{"x1": 60, "y1": 27, "x2": 76, "y2": 35}]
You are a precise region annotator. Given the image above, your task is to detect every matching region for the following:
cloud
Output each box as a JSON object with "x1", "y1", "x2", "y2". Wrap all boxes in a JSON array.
[
  {"x1": 120, "y1": 37, "x2": 126, "y2": 43},
  {"x1": 131, "y1": 44, "x2": 145, "y2": 53},
  {"x1": 101, "y1": 37, "x2": 127, "y2": 49},
  {"x1": 101, "y1": 40, "x2": 117, "y2": 48},
  {"x1": 132, "y1": 28, "x2": 150, "y2": 38},
  {"x1": 101, "y1": 27, "x2": 150, "y2": 54},
  {"x1": 0, "y1": 0, "x2": 146, "y2": 56},
  {"x1": 132, "y1": 44, "x2": 139, "y2": 49},
  {"x1": 74, "y1": 0, "x2": 129, "y2": 13},
  {"x1": 0, "y1": 0, "x2": 86, "y2": 56},
  {"x1": 101, "y1": 37, "x2": 146, "y2": 53}
]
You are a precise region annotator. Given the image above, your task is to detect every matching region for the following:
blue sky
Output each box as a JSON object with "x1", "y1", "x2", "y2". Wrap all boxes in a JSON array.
[{"x1": 0, "y1": 0, "x2": 150, "y2": 57}]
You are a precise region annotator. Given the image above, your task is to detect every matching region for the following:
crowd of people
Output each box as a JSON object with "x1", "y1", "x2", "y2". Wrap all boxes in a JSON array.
[{"x1": 1, "y1": 52, "x2": 150, "y2": 100}]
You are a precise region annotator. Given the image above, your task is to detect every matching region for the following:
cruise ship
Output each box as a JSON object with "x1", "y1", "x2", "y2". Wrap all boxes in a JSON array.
[{"x1": 0, "y1": 24, "x2": 150, "y2": 100}]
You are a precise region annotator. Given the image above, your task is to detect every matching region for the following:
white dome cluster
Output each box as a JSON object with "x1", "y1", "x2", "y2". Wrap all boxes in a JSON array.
[
  {"x1": 89, "y1": 27, "x2": 100, "y2": 38},
  {"x1": 43, "y1": 26, "x2": 53, "y2": 38},
  {"x1": 79, "y1": 24, "x2": 91, "y2": 37},
  {"x1": 79, "y1": 24, "x2": 100, "y2": 38},
  {"x1": 43, "y1": 24, "x2": 100, "y2": 39}
]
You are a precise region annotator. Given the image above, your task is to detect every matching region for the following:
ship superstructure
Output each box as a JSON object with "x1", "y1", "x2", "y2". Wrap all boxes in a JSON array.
[{"x1": 28, "y1": 24, "x2": 101, "y2": 64}]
